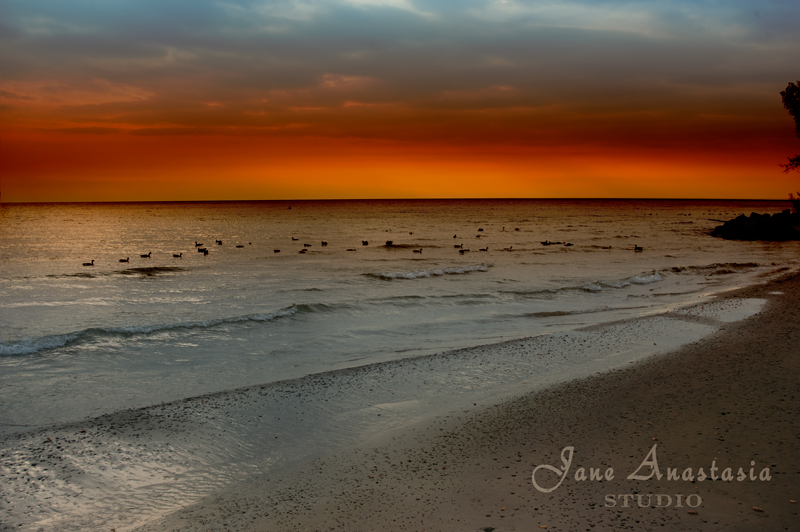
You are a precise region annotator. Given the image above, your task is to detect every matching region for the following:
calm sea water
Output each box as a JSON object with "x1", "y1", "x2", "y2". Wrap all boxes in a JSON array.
[
  {"x1": 1, "y1": 199, "x2": 799, "y2": 531},
  {"x1": 1, "y1": 199, "x2": 797, "y2": 431}
]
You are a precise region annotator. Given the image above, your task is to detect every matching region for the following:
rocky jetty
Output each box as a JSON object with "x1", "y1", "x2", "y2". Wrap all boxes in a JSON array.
[{"x1": 711, "y1": 209, "x2": 800, "y2": 241}]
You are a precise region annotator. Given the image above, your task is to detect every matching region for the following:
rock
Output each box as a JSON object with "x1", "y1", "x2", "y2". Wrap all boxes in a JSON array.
[{"x1": 710, "y1": 209, "x2": 800, "y2": 241}]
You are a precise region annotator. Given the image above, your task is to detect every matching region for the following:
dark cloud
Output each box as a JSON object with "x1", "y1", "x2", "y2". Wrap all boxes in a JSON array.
[
  {"x1": 1, "y1": 90, "x2": 35, "y2": 100},
  {"x1": 49, "y1": 126, "x2": 124, "y2": 134}
]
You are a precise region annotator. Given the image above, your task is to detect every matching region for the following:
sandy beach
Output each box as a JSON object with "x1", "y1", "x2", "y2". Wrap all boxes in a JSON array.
[{"x1": 133, "y1": 271, "x2": 799, "y2": 532}]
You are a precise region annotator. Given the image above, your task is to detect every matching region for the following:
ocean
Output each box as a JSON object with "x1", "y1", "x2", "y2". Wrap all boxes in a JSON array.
[{"x1": 1, "y1": 198, "x2": 797, "y2": 530}]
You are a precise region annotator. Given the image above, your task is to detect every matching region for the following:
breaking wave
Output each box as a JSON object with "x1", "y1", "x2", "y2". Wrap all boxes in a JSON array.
[
  {"x1": 365, "y1": 263, "x2": 492, "y2": 280},
  {"x1": 0, "y1": 305, "x2": 315, "y2": 356}
]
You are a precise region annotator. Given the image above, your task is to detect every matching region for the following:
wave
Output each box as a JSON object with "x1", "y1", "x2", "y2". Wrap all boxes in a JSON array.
[
  {"x1": 43, "y1": 266, "x2": 187, "y2": 280},
  {"x1": 502, "y1": 270, "x2": 664, "y2": 297},
  {"x1": 0, "y1": 306, "x2": 304, "y2": 357},
  {"x1": 519, "y1": 305, "x2": 646, "y2": 318},
  {"x1": 585, "y1": 271, "x2": 663, "y2": 291},
  {"x1": 365, "y1": 263, "x2": 492, "y2": 280},
  {"x1": 1, "y1": 298, "x2": 116, "y2": 308},
  {"x1": 669, "y1": 262, "x2": 759, "y2": 274},
  {"x1": 117, "y1": 266, "x2": 187, "y2": 277}
]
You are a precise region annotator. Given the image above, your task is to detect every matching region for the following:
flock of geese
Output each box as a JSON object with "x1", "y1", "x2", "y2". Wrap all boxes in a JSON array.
[{"x1": 82, "y1": 233, "x2": 645, "y2": 266}]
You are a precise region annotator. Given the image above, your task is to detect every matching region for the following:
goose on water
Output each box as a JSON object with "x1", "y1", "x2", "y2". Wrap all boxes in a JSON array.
[
  {"x1": 82, "y1": 260, "x2": 95, "y2": 266},
  {"x1": 634, "y1": 245, "x2": 643, "y2": 252},
  {"x1": 173, "y1": 253, "x2": 182, "y2": 258},
  {"x1": 141, "y1": 252, "x2": 151, "y2": 258},
  {"x1": 119, "y1": 257, "x2": 129, "y2": 263}
]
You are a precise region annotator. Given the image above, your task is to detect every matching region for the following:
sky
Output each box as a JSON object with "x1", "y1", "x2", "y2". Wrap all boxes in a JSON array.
[{"x1": 1, "y1": 0, "x2": 799, "y2": 202}]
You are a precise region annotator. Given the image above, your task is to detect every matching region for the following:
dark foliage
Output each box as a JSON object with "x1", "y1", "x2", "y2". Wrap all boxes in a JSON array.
[{"x1": 781, "y1": 81, "x2": 800, "y2": 172}]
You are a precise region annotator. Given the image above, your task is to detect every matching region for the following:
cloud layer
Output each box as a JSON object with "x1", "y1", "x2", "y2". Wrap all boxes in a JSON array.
[{"x1": 2, "y1": 0, "x2": 799, "y2": 200}]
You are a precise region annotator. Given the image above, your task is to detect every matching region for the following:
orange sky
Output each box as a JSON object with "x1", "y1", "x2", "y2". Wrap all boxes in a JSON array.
[{"x1": 1, "y1": 0, "x2": 799, "y2": 202}]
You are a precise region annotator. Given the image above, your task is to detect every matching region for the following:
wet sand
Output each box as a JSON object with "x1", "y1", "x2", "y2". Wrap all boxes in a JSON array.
[{"x1": 138, "y1": 271, "x2": 800, "y2": 532}]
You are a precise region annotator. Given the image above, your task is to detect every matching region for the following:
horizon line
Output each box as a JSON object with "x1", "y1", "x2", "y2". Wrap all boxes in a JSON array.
[{"x1": 0, "y1": 197, "x2": 794, "y2": 206}]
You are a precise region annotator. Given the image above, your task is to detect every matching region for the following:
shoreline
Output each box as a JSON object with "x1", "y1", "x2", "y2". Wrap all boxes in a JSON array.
[
  {"x1": 2, "y1": 269, "x2": 796, "y2": 531},
  {"x1": 135, "y1": 271, "x2": 800, "y2": 531}
]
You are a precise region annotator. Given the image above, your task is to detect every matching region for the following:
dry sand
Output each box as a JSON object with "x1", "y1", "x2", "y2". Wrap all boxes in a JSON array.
[{"x1": 138, "y1": 271, "x2": 800, "y2": 532}]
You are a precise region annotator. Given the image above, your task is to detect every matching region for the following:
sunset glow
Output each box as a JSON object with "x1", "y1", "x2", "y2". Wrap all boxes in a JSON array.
[{"x1": 2, "y1": 0, "x2": 799, "y2": 202}]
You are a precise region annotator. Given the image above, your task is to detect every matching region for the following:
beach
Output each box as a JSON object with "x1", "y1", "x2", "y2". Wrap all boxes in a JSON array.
[{"x1": 134, "y1": 271, "x2": 800, "y2": 532}]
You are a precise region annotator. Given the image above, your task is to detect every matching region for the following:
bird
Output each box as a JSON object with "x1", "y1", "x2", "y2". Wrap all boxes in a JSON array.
[
  {"x1": 291, "y1": 237, "x2": 299, "y2": 241},
  {"x1": 321, "y1": 241, "x2": 328, "y2": 246},
  {"x1": 203, "y1": 249, "x2": 209, "y2": 255},
  {"x1": 141, "y1": 252, "x2": 151, "y2": 258},
  {"x1": 236, "y1": 245, "x2": 245, "y2": 248},
  {"x1": 274, "y1": 249, "x2": 280, "y2": 253},
  {"x1": 195, "y1": 242, "x2": 203, "y2": 247},
  {"x1": 454, "y1": 244, "x2": 463, "y2": 249},
  {"x1": 299, "y1": 249, "x2": 307, "y2": 254},
  {"x1": 541, "y1": 241, "x2": 551, "y2": 246},
  {"x1": 216, "y1": 240, "x2": 222, "y2": 245},
  {"x1": 413, "y1": 248, "x2": 422, "y2": 253},
  {"x1": 634, "y1": 245, "x2": 644, "y2": 252},
  {"x1": 479, "y1": 247, "x2": 488, "y2": 252},
  {"x1": 197, "y1": 248, "x2": 207, "y2": 253},
  {"x1": 82, "y1": 260, "x2": 94, "y2": 266},
  {"x1": 458, "y1": 249, "x2": 469, "y2": 254},
  {"x1": 119, "y1": 257, "x2": 129, "y2": 263},
  {"x1": 173, "y1": 253, "x2": 182, "y2": 258},
  {"x1": 362, "y1": 240, "x2": 368, "y2": 246}
]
